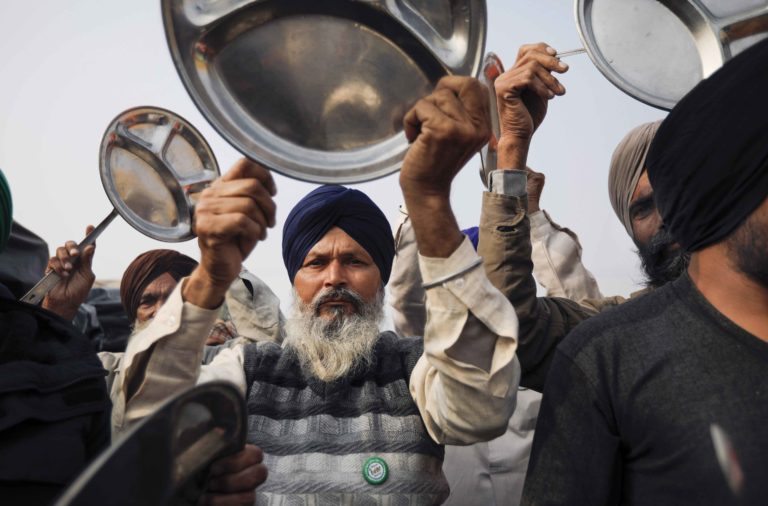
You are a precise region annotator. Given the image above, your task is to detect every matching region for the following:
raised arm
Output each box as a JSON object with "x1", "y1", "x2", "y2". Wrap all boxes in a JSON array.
[
  {"x1": 113, "y1": 159, "x2": 275, "y2": 502},
  {"x1": 525, "y1": 168, "x2": 603, "y2": 301},
  {"x1": 389, "y1": 208, "x2": 426, "y2": 337},
  {"x1": 482, "y1": 43, "x2": 598, "y2": 390},
  {"x1": 116, "y1": 159, "x2": 276, "y2": 427},
  {"x1": 400, "y1": 75, "x2": 521, "y2": 445}
]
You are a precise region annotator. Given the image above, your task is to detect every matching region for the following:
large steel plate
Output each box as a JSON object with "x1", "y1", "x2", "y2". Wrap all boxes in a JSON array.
[
  {"x1": 163, "y1": 0, "x2": 487, "y2": 183},
  {"x1": 576, "y1": 0, "x2": 768, "y2": 110}
]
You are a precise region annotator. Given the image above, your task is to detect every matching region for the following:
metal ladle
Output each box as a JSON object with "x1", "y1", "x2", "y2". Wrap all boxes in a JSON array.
[{"x1": 21, "y1": 106, "x2": 219, "y2": 305}]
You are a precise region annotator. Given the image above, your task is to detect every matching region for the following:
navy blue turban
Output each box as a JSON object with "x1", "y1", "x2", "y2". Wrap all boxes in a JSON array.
[
  {"x1": 647, "y1": 37, "x2": 768, "y2": 252},
  {"x1": 282, "y1": 185, "x2": 395, "y2": 285}
]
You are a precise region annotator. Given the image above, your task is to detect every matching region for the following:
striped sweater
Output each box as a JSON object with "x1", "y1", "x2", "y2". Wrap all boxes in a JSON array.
[{"x1": 242, "y1": 331, "x2": 450, "y2": 505}]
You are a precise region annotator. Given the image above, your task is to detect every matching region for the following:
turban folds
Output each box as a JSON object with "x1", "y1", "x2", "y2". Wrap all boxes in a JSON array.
[
  {"x1": 282, "y1": 185, "x2": 395, "y2": 285},
  {"x1": 647, "y1": 38, "x2": 768, "y2": 252},
  {"x1": 0, "y1": 170, "x2": 12, "y2": 254},
  {"x1": 608, "y1": 121, "x2": 662, "y2": 239},
  {"x1": 120, "y1": 249, "x2": 198, "y2": 321}
]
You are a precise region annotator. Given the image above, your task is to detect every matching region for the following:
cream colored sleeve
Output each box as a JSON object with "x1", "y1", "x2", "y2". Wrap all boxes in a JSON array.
[
  {"x1": 529, "y1": 210, "x2": 603, "y2": 301},
  {"x1": 227, "y1": 268, "x2": 284, "y2": 343},
  {"x1": 409, "y1": 237, "x2": 520, "y2": 446},
  {"x1": 111, "y1": 281, "x2": 246, "y2": 436},
  {"x1": 389, "y1": 207, "x2": 427, "y2": 337}
]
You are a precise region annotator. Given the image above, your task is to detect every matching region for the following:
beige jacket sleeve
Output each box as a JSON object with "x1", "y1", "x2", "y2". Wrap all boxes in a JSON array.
[
  {"x1": 113, "y1": 240, "x2": 519, "y2": 446},
  {"x1": 529, "y1": 210, "x2": 603, "y2": 301},
  {"x1": 389, "y1": 207, "x2": 426, "y2": 337},
  {"x1": 226, "y1": 268, "x2": 284, "y2": 344},
  {"x1": 391, "y1": 205, "x2": 604, "y2": 337},
  {"x1": 410, "y1": 237, "x2": 520, "y2": 446},
  {"x1": 110, "y1": 282, "x2": 225, "y2": 435}
]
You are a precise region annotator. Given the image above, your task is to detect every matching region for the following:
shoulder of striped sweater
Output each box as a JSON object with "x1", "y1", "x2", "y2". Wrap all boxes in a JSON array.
[
  {"x1": 376, "y1": 331, "x2": 422, "y2": 350},
  {"x1": 374, "y1": 332, "x2": 424, "y2": 376}
]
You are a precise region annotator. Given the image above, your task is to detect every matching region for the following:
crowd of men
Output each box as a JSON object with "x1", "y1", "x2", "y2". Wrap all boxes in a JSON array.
[{"x1": 0, "y1": 35, "x2": 766, "y2": 506}]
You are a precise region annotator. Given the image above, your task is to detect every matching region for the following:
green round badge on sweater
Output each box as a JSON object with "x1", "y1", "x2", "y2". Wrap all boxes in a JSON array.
[{"x1": 363, "y1": 457, "x2": 389, "y2": 485}]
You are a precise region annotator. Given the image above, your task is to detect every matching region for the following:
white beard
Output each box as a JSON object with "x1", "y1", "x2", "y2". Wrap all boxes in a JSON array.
[
  {"x1": 282, "y1": 287, "x2": 384, "y2": 382},
  {"x1": 128, "y1": 318, "x2": 152, "y2": 340}
]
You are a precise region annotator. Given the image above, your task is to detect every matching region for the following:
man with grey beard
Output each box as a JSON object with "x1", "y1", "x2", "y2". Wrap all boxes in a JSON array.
[
  {"x1": 111, "y1": 76, "x2": 522, "y2": 505},
  {"x1": 283, "y1": 286, "x2": 384, "y2": 382}
]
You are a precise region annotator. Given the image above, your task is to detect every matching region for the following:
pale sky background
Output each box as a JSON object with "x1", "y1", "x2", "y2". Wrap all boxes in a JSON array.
[{"x1": 0, "y1": 0, "x2": 664, "y2": 317}]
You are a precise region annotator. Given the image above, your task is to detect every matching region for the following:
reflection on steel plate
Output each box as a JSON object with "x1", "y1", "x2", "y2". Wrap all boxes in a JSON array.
[
  {"x1": 110, "y1": 148, "x2": 179, "y2": 228},
  {"x1": 577, "y1": 0, "x2": 768, "y2": 110},
  {"x1": 166, "y1": 134, "x2": 205, "y2": 178},
  {"x1": 215, "y1": 15, "x2": 432, "y2": 151},
  {"x1": 163, "y1": 0, "x2": 486, "y2": 182}
]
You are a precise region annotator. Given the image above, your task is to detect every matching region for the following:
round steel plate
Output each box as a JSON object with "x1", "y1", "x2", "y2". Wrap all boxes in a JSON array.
[
  {"x1": 99, "y1": 106, "x2": 220, "y2": 242},
  {"x1": 576, "y1": 0, "x2": 768, "y2": 110},
  {"x1": 163, "y1": 0, "x2": 487, "y2": 183}
]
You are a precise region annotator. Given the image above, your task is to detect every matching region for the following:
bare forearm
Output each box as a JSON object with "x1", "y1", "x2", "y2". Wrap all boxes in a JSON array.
[
  {"x1": 401, "y1": 191, "x2": 463, "y2": 258},
  {"x1": 182, "y1": 268, "x2": 229, "y2": 309},
  {"x1": 497, "y1": 137, "x2": 529, "y2": 170}
]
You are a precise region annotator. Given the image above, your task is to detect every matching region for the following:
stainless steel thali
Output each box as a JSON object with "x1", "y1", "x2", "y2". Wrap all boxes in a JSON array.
[
  {"x1": 576, "y1": 0, "x2": 768, "y2": 110},
  {"x1": 162, "y1": 0, "x2": 487, "y2": 183},
  {"x1": 22, "y1": 106, "x2": 219, "y2": 306},
  {"x1": 99, "y1": 106, "x2": 220, "y2": 242}
]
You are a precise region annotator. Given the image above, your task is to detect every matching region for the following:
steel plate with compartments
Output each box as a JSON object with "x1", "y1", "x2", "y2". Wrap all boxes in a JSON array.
[
  {"x1": 99, "y1": 106, "x2": 220, "y2": 242},
  {"x1": 576, "y1": 0, "x2": 768, "y2": 110},
  {"x1": 162, "y1": 0, "x2": 487, "y2": 183}
]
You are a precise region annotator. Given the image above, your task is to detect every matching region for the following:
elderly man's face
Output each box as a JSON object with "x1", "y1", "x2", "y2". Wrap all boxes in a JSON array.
[
  {"x1": 629, "y1": 171, "x2": 663, "y2": 246},
  {"x1": 630, "y1": 170, "x2": 689, "y2": 288},
  {"x1": 136, "y1": 272, "x2": 178, "y2": 323},
  {"x1": 293, "y1": 227, "x2": 382, "y2": 319}
]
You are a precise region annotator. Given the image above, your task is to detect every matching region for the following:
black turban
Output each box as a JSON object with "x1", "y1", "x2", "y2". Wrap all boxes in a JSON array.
[
  {"x1": 646, "y1": 38, "x2": 768, "y2": 252},
  {"x1": 120, "y1": 249, "x2": 198, "y2": 321},
  {"x1": 282, "y1": 185, "x2": 395, "y2": 285}
]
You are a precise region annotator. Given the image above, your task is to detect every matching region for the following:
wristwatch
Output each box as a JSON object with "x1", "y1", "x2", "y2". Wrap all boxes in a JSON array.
[{"x1": 488, "y1": 169, "x2": 528, "y2": 197}]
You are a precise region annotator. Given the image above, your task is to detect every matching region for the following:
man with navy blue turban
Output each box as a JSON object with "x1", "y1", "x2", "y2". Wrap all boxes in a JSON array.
[
  {"x1": 282, "y1": 184, "x2": 395, "y2": 286},
  {"x1": 112, "y1": 76, "x2": 522, "y2": 505}
]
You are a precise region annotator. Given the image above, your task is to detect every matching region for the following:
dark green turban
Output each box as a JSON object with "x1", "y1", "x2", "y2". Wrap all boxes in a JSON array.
[{"x1": 0, "y1": 170, "x2": 12, "y2": 254}]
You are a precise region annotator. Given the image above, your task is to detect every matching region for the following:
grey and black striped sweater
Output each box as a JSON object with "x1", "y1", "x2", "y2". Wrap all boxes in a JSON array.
[{"x1": 241, "y1": 331, "x2": 450, "y2": 505}]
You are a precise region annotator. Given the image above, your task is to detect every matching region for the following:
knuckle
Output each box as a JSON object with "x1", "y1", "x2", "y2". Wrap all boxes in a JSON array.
[
  {"x1": 244, "y1": 179, "x2": 261, "y2": 195},
  {"x1": 250, "y1": 445, "x2": 264, "y2": 463},
  {"x1": 466, "y1": 76, "x2": 482, "y2": 88},
  {"x1": 234, "y1": 214, "x2": 250, "y2": 228},
  {"x1": 244, "y1": 198, "x2": 258, "y2": 216},
  {"x1": 523, "y1": 69, "x2": 535, "y2": 81},
  {"x1": 265, "y1": 197, "x2": 277, "y2": 214}
]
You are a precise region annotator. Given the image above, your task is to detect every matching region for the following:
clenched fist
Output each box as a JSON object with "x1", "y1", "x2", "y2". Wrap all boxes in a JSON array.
[
  {"x1": 400, "y1": 76, "x2": 491, "y2": 200},
  {"x1": 495, "y1": 42, "x2": 569, "y2": 169},
  {"x1": 184, "y1": 159, "x2": 276, "y2": 309}
]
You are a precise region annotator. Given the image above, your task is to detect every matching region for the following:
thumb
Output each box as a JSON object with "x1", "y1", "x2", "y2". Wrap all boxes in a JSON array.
[
  {"x1": 81, "y1": 244, "x2": 96, "y2": 271},
  {"x1": 84, "y1": 224, "x2": 96, "y2": 247}
]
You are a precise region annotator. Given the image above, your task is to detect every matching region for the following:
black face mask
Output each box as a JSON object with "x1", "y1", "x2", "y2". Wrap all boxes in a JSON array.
[{"x1": 636, "y1": 227, "x2": 690, "y2": 289}]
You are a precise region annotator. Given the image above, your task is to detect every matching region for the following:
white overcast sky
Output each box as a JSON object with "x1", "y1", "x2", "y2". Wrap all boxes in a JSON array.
[{"x1": 0, "y1": 1, "x2": 664, "y2": 315}]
